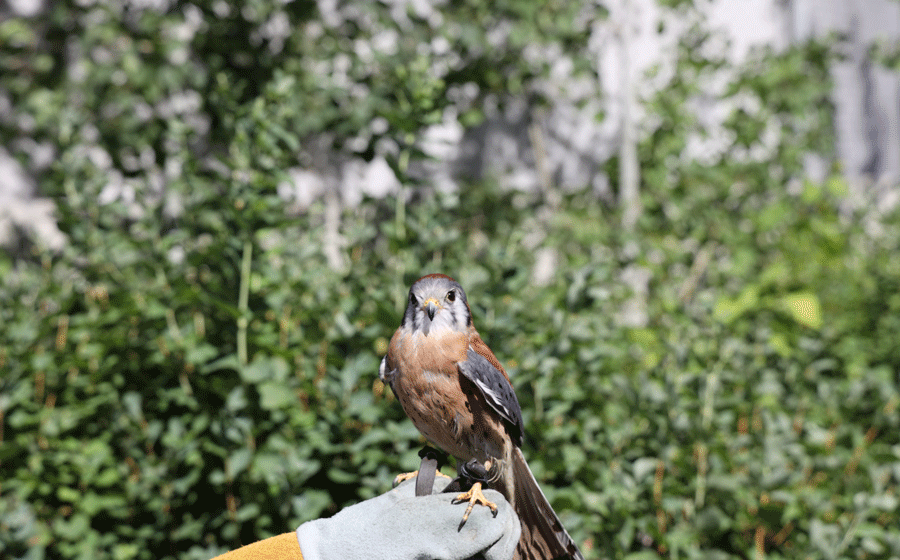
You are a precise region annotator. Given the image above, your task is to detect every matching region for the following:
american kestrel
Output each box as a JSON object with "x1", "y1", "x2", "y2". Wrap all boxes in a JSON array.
[{"x1": 379, "y1": 274, "x2": 583, "y2": 560}]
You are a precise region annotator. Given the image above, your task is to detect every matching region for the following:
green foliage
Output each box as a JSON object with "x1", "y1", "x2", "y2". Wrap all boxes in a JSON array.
[
  {"x1": 2, "y1": 1, "x2": 900, "y2": 560},
  {"x1": 4, "y1": 176, "x2": 900, "y2": 559}
]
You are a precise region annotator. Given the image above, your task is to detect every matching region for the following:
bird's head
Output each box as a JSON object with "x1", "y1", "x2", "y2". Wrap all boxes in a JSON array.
[{"x1": 402, "y1": 273, "x2": 471, "y2": 336}]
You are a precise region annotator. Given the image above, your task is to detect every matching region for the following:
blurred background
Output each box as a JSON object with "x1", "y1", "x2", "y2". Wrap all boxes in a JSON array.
[{"x1": 2, "y1": 0, "x2": 900, "y2": 559}]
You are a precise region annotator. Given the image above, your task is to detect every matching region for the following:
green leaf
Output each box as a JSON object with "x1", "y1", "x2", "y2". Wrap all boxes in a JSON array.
[
  {"x1": 227, "y1": 448, "x2": 253, "y2": 479},
  {"x1": 258, "y1": 381, "x2": 294, "y2": 410},
  {"x1": 781, "y1": 291, "x2": 822, "y2": 329},
  {"x1": 714, "y1": 286, "x2": 760, "y2": 324}
]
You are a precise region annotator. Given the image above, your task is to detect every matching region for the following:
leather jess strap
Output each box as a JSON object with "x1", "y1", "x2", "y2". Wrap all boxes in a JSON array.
[{"x1": 415, "y1": 446, "x2": 447, "y2": 496}]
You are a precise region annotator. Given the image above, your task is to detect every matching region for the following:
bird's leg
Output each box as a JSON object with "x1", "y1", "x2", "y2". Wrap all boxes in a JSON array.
[
  {"x1": 393, "y1": 468, "x2": 454, "y2": 485},
  {"x1": 454, "y1": 459, "x2": 498, "y2": 524},
  {"x1": 456, "y1": 481, "x2": 499, "y2": 522},
  {"x1": 393, "y1": 470, "x2": 420, "y2": 485}
]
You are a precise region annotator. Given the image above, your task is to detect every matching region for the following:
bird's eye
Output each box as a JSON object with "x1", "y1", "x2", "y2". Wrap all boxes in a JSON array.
[
  {"x1": 447, "y1": 290, "x2": 456, "y2": 302},
  {"x1": 409, "y1": 292, "x2": 417, "y2": 306}
]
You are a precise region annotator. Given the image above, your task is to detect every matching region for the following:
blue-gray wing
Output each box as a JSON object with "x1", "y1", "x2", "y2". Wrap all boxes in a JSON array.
[
  {"x1": 379, "y1": 355, "x2": 402, "y2": 401},
  {"x1": 378, "y1": 356, "x2": 394, "y2": 384},
  {"x1": 458, "y1": 347, "x2": 524, "y2": 447}
]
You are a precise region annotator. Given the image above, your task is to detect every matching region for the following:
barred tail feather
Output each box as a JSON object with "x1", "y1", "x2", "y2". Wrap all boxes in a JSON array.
[{"x1": 511, "y1": 447, "x2": 584, "y2": 560}]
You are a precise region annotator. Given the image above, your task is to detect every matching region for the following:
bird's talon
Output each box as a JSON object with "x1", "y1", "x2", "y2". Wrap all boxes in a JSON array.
[
  {"x1": 454, "y1": 482, "x2": 498, "y2": 524},
  {"x1": 394, "y1": 469, "x2": 452, "y2": 486},
  {"x1": 393, "y1": 470, "x2": 419, "y2": 485}
]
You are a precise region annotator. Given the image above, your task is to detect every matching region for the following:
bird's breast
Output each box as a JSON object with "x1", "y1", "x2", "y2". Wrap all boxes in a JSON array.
[{"x1": 387, "y1": 328, "x2": 476, "y2": 458}]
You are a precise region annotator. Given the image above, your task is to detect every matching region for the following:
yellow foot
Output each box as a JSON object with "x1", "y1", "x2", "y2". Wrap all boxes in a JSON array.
[
  {"x1": 454, "y1": 482, "x2": 498, "y2": 524},
  {"x1": 393, "y1": 470, "x2": 451, "y2": 486},
  {"x1": 393, "y1": 470, "x2": 419, "y2": 485}
]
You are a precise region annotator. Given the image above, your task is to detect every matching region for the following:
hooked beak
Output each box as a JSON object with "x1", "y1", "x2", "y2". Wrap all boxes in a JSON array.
[{"x1": 423, "y1": 299, "x2": 439, "y2": 321}]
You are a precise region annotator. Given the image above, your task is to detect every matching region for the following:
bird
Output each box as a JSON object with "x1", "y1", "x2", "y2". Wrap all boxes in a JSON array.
[{"x1": 379, "y1": 273, "x2": 584, "y2": 560}]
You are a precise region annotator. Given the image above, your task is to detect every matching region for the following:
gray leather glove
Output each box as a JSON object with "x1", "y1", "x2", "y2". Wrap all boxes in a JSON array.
[{"x1": 296, "y1": 477, "x2": 520, "y2": 560}]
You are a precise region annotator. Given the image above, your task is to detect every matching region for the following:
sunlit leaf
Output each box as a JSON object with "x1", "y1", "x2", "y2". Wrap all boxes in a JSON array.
[{"x1": 782, "y1": 292, "x2": 822, "y2": 329}]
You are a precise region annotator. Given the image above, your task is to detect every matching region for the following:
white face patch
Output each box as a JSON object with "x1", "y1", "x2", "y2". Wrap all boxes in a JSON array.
[
  {"x1": 406, "y1": 277, "x2": 470, "y2": 336},
  {"x1": 412, "y1": 304, "x2": 463, "y2": 336}
]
